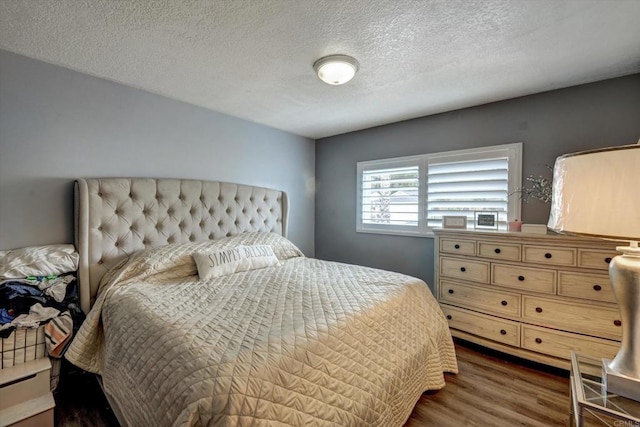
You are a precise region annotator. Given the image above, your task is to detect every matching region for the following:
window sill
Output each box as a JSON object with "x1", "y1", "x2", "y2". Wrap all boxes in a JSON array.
[{"x1": 355, "y1": 228, "x2": 435, "y2": 238}]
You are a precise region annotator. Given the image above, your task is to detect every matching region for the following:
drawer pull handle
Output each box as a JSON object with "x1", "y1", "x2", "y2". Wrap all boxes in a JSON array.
[
  {"x1": 448, "y1": 289, "x2": 454, "y2": 294},
  {"x1": 535, "y1": 307, "x2": 543, "y2": 313},
  {"x1": 544, "y1": 253, "x2": 552, "y2": 259},
  {"x1": 518, "y1": 275, "x2": 525, "y2": 281},
  {"x1": 614, "y1": 320, "x2": 622, "y2": 327},
  {"x1": 446, "y1": 315, "x2": 452, "y2": 320},
  {"x1": 500, "y1": 329, "x2": 507, "y2": 335},
  {"x1": 593, "y1": 284, "x2": 602, "y2": 291},
  {"x1": 454, "y1": 244, "x2": 460, "y2": 249},
  {"x1": 460, "y1": 267, "x2": 466, "y2": 272},
  {"x1": 605, "y1": 257, "x2": 612, "y2": 264},
  {"x1": 501, "y1": 300, "x2": 508, "y2": 306},
  {"x1": 494, "y1": 248, "x2": 501, "y2": 254},
  {"x1": 1, "y1": 373, "x2": 37, "y2": 388},
  {"x1": 535, "y1": 338, "x2": 543, "y2": 344}
]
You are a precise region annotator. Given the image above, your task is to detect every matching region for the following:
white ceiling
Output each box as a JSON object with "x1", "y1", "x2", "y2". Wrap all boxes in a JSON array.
[{"x1": 1, "y1": 0, "x2": 639, "y2": 139}]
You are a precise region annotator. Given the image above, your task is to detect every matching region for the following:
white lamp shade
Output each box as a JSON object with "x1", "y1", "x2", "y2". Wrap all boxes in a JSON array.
[{"x1": 548, "y1": 144, "x2": 640, "y2": 241}]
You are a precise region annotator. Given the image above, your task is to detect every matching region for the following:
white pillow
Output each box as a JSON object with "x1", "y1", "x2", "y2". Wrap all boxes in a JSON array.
[
  {"x1": 0, "y1": 244, "x2": 79, "y2": 279},
  {"x1": 193, "y1": 245, "x2": 280, "y2": 280}
]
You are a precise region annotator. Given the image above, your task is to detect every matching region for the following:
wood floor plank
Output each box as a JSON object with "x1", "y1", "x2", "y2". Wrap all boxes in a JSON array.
[{"x1": 405, "y1": 340, "x2": 573, "y2": 426}]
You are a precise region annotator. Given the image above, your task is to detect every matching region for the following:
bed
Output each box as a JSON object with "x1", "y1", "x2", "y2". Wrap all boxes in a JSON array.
[{"x1": 65, "y1": 178, "x2": 457, "y2": 426}]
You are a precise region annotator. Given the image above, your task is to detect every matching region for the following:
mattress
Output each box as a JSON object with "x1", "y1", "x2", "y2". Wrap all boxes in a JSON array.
[{"x1": 66, "y1": 233, "x2": 457, "y2": 426}]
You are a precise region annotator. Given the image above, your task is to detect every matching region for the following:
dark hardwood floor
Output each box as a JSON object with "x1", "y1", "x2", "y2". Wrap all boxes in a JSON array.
[
  {"x1": 54, "y1": 362, "x2": 118, "y2": 427},
  {"x1": 54, "y1": 340, "x2": 581, "y2": 426}
]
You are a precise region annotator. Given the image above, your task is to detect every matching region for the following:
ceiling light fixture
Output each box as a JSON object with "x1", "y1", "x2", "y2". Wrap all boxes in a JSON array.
[{"x1": 313, "y1": 55, "x2": 359, "y2": 85}]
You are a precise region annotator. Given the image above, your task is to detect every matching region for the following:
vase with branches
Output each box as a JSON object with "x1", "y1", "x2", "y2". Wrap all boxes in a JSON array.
[{"x1": 511, "y1": 166, "x2": 554, "y2": 204}]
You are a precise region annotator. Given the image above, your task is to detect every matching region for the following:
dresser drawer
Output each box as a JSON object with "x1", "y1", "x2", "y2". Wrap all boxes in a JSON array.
[
  {"x1": 491, "y1": 264, "x2": 556, "y2": 294},
  {"x1": 440, "y1": 238, "x2": 476, "y2": 256},
  {"x1": 0, "y1": 358, "x2": 51, "y2": 411},
  {"x1": 439, "y1": 280, "x2": 520, "y2": 317},
  {"x1": 477, "y1": 241, "x2": 521, "y2": 261},
  {"x1": 522, "y1": 245, "x2": 576, "y2": 266},
  {"x1": 440, "y1": 257, "x2": 490, "y2": 283},
  {"x1": 558, "y1": 271, "x2": 616, "y2": 303},
  {"x1": 10, "y1": 406, "x2": 54, "y2": 427},
  {"x1": 521, "y1": 325, "x2": 619, "y2": 360},
  {"x1": 522, "y1": 296, "x2": 622, "y2": 340},
  {"x1": 0, "y1": 393, "x2": 54, "y2": 427},
  {"x1": 441, "y1": 305, "x2": 520, "y2": 347},
  {"x1": 578, "y1": 249, "x2": 618, "y2": 270}
]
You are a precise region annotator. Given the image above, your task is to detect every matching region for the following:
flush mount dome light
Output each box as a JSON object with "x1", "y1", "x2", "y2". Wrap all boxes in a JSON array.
[{"x1": 313, "y1": 55, "x2": 359, "y2": 85}]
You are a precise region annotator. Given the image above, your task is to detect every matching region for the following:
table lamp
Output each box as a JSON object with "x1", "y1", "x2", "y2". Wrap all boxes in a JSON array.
[{"x1": 548, "y1": 142, "x2": 640, "y2": 400}]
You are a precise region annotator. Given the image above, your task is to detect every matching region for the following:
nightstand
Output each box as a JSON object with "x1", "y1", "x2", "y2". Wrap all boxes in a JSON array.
[
  {"x1": 0, "y1": 358, "x2": 54, "y2": 427},
  {"x1": 570, "y1": 352, "x2": 640, "y2": 426}
]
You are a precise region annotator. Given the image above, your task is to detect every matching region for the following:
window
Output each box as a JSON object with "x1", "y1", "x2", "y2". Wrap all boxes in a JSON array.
[
  {"x1": 360, "y1": 158, "x2": 422, "y2": 233},
  {"x1": 356, "y1": 143, "x2": 522, "y2": 236}
]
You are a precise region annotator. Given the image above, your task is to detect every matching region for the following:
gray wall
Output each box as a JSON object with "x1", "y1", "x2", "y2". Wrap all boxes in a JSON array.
[
  {"x1": 0, "y1": 50, "x2": 315, "y2": 256},
  {"x1": 315, "y1": 74, "x2": 640, "y2": 289}
]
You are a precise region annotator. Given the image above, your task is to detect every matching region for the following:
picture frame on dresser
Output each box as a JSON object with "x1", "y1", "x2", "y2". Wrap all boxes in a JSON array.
[
  {"x1": 442, "y1": 216, "x2": 468, "y2": 229},
  {"x1": 474, "y1": 212, "x2": 498, "y2": 230},
  {"x1": 434, "y1": 228, "x2": 622, "y2": 370}
]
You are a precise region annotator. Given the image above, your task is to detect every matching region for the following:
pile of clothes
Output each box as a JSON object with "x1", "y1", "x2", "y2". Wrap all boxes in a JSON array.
[{"x1": 0, "y1": 244, "x2": 84, "y2": 359}]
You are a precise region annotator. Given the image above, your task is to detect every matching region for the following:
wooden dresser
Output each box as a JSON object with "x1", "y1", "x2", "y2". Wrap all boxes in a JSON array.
[{"x1": 434, "y1": 229, "x2": 622, "y2": 369}]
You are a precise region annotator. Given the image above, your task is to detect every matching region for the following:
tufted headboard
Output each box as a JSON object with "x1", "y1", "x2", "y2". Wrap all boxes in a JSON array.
[{"x1": 74, "y1": 178, "x2": 288, "y2": 313}]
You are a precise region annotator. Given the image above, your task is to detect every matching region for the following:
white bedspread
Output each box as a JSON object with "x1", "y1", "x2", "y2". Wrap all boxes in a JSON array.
[{"x1": 66, "y1": 233, "x2": 457, "y2": 426}]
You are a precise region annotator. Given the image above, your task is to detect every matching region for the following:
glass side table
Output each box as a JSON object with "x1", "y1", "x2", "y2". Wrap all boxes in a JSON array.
[{"x1": 570, "y1": 352, "x2": 640, "y2": 426}]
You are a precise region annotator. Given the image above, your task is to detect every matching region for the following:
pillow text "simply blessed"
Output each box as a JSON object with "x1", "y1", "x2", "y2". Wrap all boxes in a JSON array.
[{"x1": 193, "y1": 245, "x2": 280, "y2": 280}]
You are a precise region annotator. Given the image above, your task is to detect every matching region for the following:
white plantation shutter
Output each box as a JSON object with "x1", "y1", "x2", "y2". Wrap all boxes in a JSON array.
[
  {"x1": 427, "y1": 158, "x2": 509, "y2": 228},
  {"x1": 362, "y1": 164, "x2": 420, "y2": 227},
  {"x1": 356, "y1": 143, "x2": 521, "y2": 236}
]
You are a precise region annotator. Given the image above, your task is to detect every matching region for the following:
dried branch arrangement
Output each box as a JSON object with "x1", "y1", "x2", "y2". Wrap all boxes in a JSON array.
[{"x1": 511, "y1": 166, "x2": 553, "y2": 203}]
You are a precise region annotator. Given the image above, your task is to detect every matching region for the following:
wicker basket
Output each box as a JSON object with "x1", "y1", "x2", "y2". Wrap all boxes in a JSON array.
[
  {"x1": 0, "y1": 325, "x2": 61, "y2": 390},
  {"x1": 1, "y1": 325, "x2": 46, "y2": 369}
]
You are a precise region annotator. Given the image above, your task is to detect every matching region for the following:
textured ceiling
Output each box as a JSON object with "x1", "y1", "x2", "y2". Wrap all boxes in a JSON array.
[{"x1": 1, "y1": 0, "x2": 639, "y2": 139}]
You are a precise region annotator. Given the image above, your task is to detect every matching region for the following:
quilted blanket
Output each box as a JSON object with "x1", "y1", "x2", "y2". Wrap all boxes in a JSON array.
[{"x1": 66, "y1": 233, "x2": 457, "y2": 426}]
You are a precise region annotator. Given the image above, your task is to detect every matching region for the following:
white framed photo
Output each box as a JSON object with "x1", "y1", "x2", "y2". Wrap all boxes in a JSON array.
[
  {"x1": 442, "y1": 216, "x2": 467, "y2": 229},
  {"x1": 474, "y1": 211, "x2": 498, "y2": 230}
]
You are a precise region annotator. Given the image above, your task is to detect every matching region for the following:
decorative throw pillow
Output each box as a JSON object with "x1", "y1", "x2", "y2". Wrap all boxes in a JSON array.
[{"x1": 193, "y1": 245, "x2": 280, "y2": 280}]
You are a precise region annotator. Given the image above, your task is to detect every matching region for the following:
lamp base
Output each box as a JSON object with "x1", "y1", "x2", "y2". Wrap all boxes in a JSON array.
[{"x1": 603, "y1": 359, "x2": 640, "y2": 401}]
